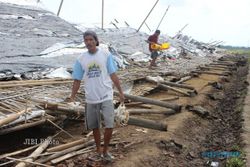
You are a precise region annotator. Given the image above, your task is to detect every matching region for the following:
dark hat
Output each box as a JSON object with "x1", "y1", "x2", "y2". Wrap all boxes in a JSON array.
[{"x1": 83, "y1": 30, "x2": 99, "y2": 46}]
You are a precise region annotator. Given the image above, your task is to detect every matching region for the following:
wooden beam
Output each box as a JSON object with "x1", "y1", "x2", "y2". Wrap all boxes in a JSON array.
[
  {"x1": 114, "y1": 92, "x2": 181, "y2": 111},
  {"x1": 128, "y1": 116, "x2": 167, "y2": 131}
]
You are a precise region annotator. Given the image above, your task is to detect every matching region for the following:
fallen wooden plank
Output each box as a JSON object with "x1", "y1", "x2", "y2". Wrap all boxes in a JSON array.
[
  {"x1": 128, "y1": 116, "x2": 167, "y2": 131},
  {"x1": 145, "y1": 76, "x2": 195, "y2": 90},
  {"x1": 158, "y1": 84, "x2": 191, "y2": 96},
  {"x1": 125, "y1": 96, "x2": 179, "y2": 107},
  {"x1": 191, "y1": 71, "x2": 229, "y2": 76},
  {"x1": 30, "y1": 98, "x2": 85, "y2": 115},
  {"x1": 115, "y1": 92, "x2": 182, "y2": 112},
  {"x1": 160, "y1": 80, "x2": 195, "y2": 90},
  {"x1": 128, "y1": 109, "x2": 177, "y2": 115}
]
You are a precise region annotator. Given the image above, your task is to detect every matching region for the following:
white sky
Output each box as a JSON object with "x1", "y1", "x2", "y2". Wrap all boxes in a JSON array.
[{"x1": 2, "y1": 0, "x2": 249, "y2": 47}]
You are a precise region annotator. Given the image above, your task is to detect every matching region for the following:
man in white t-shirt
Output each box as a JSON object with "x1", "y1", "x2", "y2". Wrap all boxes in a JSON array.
[{"x1": 68, "y1": 30, "x2": 124, "y2": 162}]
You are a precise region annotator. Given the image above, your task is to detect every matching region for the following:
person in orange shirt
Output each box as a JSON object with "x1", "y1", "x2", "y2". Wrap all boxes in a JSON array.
[{"x1": 147, "y1": 30, "x2": 161, "y2": 69}]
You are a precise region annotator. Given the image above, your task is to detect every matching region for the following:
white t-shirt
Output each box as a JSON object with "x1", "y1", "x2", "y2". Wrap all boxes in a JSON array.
[{"x1": 72, "y1": 48, "x2": 117, "y2": 104}]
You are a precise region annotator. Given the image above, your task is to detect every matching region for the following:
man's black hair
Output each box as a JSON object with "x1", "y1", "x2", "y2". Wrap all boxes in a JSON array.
[
  {"x1": 83, "y1": 30, "x2": 99, "y2": 46},
  {"x1": 155, "y1": 30, "x2": 160, "y2": 34}
]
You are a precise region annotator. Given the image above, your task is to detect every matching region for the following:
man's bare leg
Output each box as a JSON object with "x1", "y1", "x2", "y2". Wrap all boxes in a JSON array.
[
  {"x1": 93, "y1": 128, "x2": 101, "y2": 153},
  {"x1": 103, "y1": 128, "x2": 113, "y2": 154},
  {"x1": 149, "y1": 57, "x2": 157, "y2": 68}
]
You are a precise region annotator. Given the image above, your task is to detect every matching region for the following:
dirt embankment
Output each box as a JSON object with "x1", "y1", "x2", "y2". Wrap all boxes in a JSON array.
[{"x1": 147, "y1": 55, "x2": 249, "y2": 167}]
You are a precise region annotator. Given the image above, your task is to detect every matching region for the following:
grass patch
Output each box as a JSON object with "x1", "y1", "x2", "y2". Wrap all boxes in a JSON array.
[{"x1": 226, "y1": 145, "x2": 246, "y2": 167}]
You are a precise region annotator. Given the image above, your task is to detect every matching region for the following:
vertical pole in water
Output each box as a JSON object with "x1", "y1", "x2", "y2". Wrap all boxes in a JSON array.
[
  {"x1": 102, "y1": 0, "x2": 104, "y2": 29},
  {"x1": 156, "y1": 5, "x2": 170, "y2": 30},
  {"x1": 137, "y1": 0, "x2": 159, "y2": 32},
  {"x1": 57, "y1": 0, "x2": 64, "y2": 16}
]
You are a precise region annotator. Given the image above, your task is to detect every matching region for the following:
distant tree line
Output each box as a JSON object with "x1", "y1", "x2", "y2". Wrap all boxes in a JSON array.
[{"x1": 218, "y1": 45, "x2": 250, "y2": 51}]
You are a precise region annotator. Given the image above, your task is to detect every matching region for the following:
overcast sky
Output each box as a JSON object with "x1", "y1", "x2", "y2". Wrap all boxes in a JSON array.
[{"x1": 29, "y1": 0, "x2": 250, "y2": 47}]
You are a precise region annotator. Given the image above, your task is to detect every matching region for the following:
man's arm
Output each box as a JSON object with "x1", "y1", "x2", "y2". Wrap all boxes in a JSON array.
[
  {"x1": 110, "y1": 73, "x2": 124, "y2": 103},
  {"x1": 68, "y1": 80, "x2": 81, "y2": 101}
]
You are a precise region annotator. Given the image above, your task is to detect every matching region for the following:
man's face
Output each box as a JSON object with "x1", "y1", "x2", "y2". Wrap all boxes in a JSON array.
[{"x1": 84, "y1": 35, "x2": 97, "y2": 52}]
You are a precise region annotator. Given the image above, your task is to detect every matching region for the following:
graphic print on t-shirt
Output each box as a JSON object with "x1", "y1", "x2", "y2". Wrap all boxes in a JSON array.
[{"x1": 87, "y1": 62, "x2": 102, "y2": 78}]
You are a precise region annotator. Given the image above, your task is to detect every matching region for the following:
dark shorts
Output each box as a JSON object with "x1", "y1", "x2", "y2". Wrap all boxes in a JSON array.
[
  {"x1": 151, "y1": 51, "x2": 159, "y2": 59},
  {"x1": 85, "y1": 100, "x2": 115, "y2": 130}
]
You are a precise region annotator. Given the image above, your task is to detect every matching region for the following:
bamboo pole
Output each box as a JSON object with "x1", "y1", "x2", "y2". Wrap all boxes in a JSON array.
[
  {"x1": 0, "y1": 80, "x2": 72, "y2": 89},
  {"x1": 30, "y1": 98, "x2": 85, "y2": 115},
  {"x1": 145, "y1": 76, "x2": 194, "y2": 91},
  {"x1": 114, "y1": 92, "x2": 181, "y2": 111},
  {"x1": 137, "y1": 0, "x2": 159, "y2": 32},
  {"x1": 6, "y1": 157, "x2": 53, "y2": 167},
  {"x1": 16, "y1": 136, "x2": 52, "y2": 167},
  {"x1": 57, "y1": 0, "x2": 64, "y2": 16},
  {"x1": 160, "y1": 80, "x2": 194, "y2": 90},
  {"x1": 128, "y1": 116, "x2": 167, "y2": 131},
  {"x1": 0, "y1": 79, "x2": 72, "y2": 85},
  {"x1": 47, "y1": 138, "x2": 87, "y2": 152},
  {"x1": 37, "y1": 139, "x2": 95, "y2": 163},
  {"x1": 0, "y1": 109, "x2": 29, "y2": 127},
  {"x1": 175, "y1": 76, "x2": 192, "y2": 84},
  {"x1": 199, "y1": 66, "x2": 229, "y2": 71},
  {"x1": 51, "y1": 147, "x2": 93, "y2": 164},
  {"x1": 210, "y1": 63, "x2": 233, "y2": 66},
  {"x1": 0, "y1": 119, "x2": 47, "y2": 135},
  {"x1": 47, "y1": 119, "x2": 74, "y2": 138},
  {"x1": 156, "y1": 5, "x2": 170, "y2": 30},
  {"x1": 128, "y1": 109, "x2": 177, "y2": 115},
  {"x1": 102, "y1": 0, "x2": 104, "y2": 29},
  {"x1": 125, "y1": 96, "x2": 179, "y2": 107},
  {"x1": 158, "y1": 84, "x2": 191, "y2": 96},
  {"x1": 192, "y1": 71, "x2": 229, "y2": 76},
  {"x1": 0, "y1": 145, "x2": 38, "y2": 160}
]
